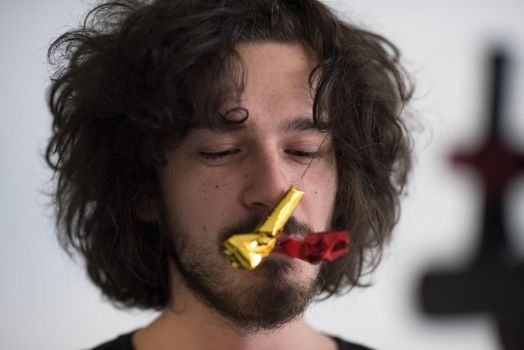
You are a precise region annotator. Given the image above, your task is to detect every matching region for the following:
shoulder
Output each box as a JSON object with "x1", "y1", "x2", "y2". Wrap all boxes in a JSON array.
[
  {"x1": 89, "y1": 332, "x2": 135, "y2": 350},
  {"x1": 330, "y1": 335, "x2": 375, "y2": 350}
]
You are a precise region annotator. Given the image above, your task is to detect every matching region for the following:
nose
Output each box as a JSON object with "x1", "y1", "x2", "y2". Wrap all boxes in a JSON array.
[{"x1": 241, "y1": 147, "x2": 292, "y2": 217}]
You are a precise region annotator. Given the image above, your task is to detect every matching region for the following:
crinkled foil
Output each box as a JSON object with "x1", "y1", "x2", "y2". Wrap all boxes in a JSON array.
[
  {"x1": 281, "y1": 230, "x2": 349, "y2": 263},
  {"x1": 222, "y1": 186, "x2": 304, "y2": 269}
]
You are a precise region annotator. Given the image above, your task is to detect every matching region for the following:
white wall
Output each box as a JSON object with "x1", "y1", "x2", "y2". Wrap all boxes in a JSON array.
[{"x1": 1, "y1": 1, "x2": 523, "y2": 349}]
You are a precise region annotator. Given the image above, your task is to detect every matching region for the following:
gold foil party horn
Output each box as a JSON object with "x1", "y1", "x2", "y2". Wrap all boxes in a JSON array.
[{"x1": 222, "y1": 186, "x2": 304, "y2": 270}]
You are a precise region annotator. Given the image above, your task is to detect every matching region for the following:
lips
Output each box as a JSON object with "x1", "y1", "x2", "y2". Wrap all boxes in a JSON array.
[
  {"x1": 271, "y1": 234, "x2": 295, "y2": 254},
  {"x1": 275, "y1": 233, "x2": 303, "y2": 249}
]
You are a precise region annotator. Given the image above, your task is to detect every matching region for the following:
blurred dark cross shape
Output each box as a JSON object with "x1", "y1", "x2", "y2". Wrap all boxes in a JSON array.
[{"x1": 420, "y1": 50, "x2": 524, "y2": 350}]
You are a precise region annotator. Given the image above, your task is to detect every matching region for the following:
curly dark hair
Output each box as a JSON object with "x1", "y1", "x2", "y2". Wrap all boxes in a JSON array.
[{"x1": 46, "y1": 0, "x2": 413, "y2": 309}]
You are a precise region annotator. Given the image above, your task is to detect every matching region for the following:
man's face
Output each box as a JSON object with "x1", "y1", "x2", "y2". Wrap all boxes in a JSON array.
[{"x1": 157, "y1": 42, "x2": 337, "y2": 330}]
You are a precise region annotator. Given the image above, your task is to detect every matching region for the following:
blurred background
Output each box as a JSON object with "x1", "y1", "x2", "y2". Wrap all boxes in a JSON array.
[{"x1": 1, "y1": 0, "x2": 523, "y2": 349}]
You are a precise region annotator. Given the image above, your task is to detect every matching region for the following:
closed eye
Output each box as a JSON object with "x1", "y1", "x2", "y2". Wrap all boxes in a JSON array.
[
  {"x1": 286, "y1": 150, "x2": 321, "y2": 159},
  {"x1": 198, "y1": 149, "x2": 241, "y2": 160}
]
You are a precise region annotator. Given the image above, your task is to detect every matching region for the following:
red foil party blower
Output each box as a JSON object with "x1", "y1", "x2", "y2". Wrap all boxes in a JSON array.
[{"x1": 281, "y1": 230, "x2": 349, "y2": 263}]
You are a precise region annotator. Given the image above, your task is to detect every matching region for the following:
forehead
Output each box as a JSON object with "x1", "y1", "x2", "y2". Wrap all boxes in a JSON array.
[
  {"x1": 237, "y1": 41, "x2": 315, "y2": 99},
  {"x1": 187, "y1": 41, "x2": 321, "y2": 136},
  {"x1": 228, "y1": 42, "x2": 317, "y2": 131},
  {"x1": 236, "y1": 41, "x2": 316, "y2": 82}
]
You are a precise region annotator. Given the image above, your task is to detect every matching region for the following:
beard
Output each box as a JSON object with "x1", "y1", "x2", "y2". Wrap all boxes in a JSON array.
[{"x1": 166, "y1": 215, "x2": 322, "y2": 332}]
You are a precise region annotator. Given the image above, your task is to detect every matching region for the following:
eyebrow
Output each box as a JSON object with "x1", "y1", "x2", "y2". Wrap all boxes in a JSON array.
[
  {"x1": 278, "y1": 116, "x2": 320, "y2": 133},
  {"x1": 198, "y1": 116, "x2": 322, "y2": 134}
]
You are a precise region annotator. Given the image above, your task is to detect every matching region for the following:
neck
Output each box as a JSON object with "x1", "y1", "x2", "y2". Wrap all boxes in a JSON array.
[
  {"x1": 133, "y1": 271, "x2": 336, "y2": 350},
  {"x1": 135, "y1": 309, "x2": 315, "y2": 350}
]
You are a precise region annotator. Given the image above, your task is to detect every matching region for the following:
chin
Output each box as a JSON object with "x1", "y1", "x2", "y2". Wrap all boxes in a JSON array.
[{"x1": 247, "y1": 254, "x2": 318, "y2": 284}]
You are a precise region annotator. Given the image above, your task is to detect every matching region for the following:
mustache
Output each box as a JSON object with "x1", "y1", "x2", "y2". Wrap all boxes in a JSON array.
[{"x1": 219, "y1": 215, "x2": 313, "y2": 242}]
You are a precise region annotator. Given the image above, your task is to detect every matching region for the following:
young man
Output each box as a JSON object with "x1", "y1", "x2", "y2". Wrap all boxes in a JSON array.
[{"x1": 46, "y1": 0, "x2": 413, "y2": 349}]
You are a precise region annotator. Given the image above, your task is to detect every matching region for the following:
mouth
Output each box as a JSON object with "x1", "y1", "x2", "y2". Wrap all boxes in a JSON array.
[{"x1": 274, "y1": 233, "x2": 305, "y2": 251}]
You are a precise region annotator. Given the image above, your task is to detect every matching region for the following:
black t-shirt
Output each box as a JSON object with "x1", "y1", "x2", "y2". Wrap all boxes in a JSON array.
[{"x1": 90, "y1": 332, "x2": 374, "y2": 350}]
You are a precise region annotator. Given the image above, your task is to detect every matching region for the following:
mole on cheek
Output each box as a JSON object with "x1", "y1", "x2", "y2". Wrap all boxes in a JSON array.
[
  {"x1": 202, "y1": 225, "x2": 207, "y2": 232},
  {"x1": 215, "y1": 184, "x2": 220, "y2": 189},
  {"x1": 314, "y1": 190, "x2": 318, "y2": 195},
  {"x1": 245, "y1": 174, "x2": 249, "y2": 178}
]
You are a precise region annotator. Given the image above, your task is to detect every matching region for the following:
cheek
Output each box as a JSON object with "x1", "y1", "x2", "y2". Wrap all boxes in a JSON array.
[
  {"x1": 161, "y1": 169, "x2": 238, "y2": 235},
  {"x1": 160, "y1": 169, "x2": 204, "y2": 226},
  {"x1": 302, "y1": 159, "x2": 337, "y2": 193},
  {"x1": 312, "y1": 180, "x2": 337, "y2": 220},
  {"x1": 299, "y1": 164, "x2": 337, "y2": 229}
]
